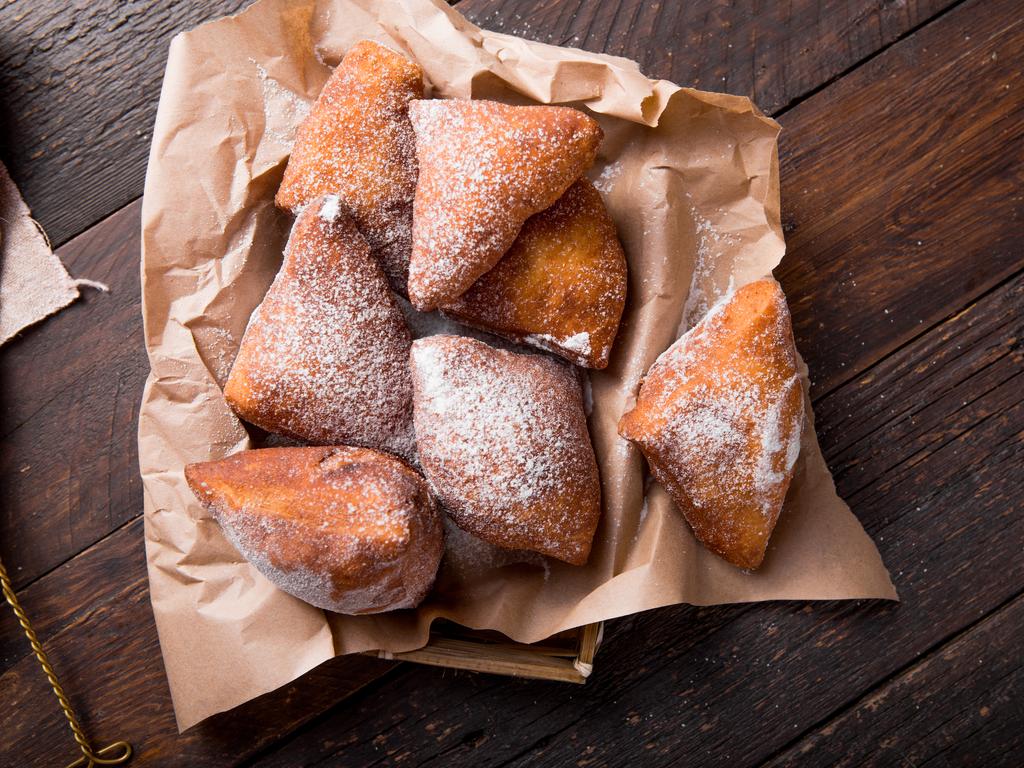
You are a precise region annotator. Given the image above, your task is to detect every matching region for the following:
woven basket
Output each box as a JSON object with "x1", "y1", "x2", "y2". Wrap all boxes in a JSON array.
[{"x1": 367, "y1": 621, "x2": 603, "y2": 683}]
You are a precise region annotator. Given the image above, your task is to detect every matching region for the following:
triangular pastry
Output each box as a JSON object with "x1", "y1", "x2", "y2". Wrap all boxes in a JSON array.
[
  {"x1": 410, "y1": 335, "x2": 601, "y2": 565},
  {"x1": 185, "y1": 446, "x2": 443, "y2": 614},
  {"x1": 407, "y1": 99, "x2": 602, "y2": 311},
  {"x1": 618, "y1": 278, "x2": 804, "y2": 569},
  {"x1": 276, "y1": 40, "x2": 423, "y2": 294},
  {"x1": 225, "y1": 197, "x2": 415, "y2": 460},
  {"x1": 441, "y1": 178, "x2": 627, "y2": 369}
]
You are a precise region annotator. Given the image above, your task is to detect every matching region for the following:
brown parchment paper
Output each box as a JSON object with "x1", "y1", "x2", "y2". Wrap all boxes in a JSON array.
[{"x1": 139, "y1": 0, "x2": 896, "y2": 731}]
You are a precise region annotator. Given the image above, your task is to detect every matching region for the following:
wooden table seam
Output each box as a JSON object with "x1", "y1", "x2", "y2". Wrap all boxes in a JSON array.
[
  {"x1": 766, "y1": 0, "x2": 971, "y2": 121},
  {"x1": 757, "y1": 587, "x2": 1024, "y2": 767}
]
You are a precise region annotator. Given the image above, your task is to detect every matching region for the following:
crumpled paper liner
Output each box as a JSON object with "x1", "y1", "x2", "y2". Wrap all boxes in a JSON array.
[{"x1": 139, "y1": 0, "x2": 896, "y2": 731}]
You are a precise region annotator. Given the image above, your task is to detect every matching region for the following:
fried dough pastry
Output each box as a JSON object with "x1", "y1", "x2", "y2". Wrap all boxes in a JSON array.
[
  {"x1": 410, "y1": 335, "x2": 601, "y2": 565},
  {"x1": 441, "y1": 179, "x2": 626, "y2": 369},
  {"x1": 185, "y1": 446, "x2": 443, "y2": 614},
  {"x1": 224, "y1": 197, "x2": 415, "y2": 460},
  {"x1": 276, "y1": 40, "x2": 423, "y2": 293},
  {"x1": 618, "y1": 278, "x2": 804, "y2": 570},
  {"x1": 407, "y1": 99, "x2": 602, "y2": 311}
]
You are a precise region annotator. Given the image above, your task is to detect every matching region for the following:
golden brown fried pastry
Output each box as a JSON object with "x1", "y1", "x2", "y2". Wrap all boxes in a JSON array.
[
  {"x1": 224, "y1": 197, "x2": 415, "y2": 460},
  {"x1": 441, "y1": 179, "x2": 626, "y2": 369},
  {"x1": 618, "y1": 278, "x2": 804, "y2": 570},
  {"x1": 185, "y1": 446, "x2": 443, "y2": 614},
  {"x1": 410, "y1": 335, "x2": 601, "y2": 565},
  {"x1": 407, "y1": 99, "x2": 603, "y2": 311},
  {"x1": 276, "y1": 40, "x2": 423, "y2": 294}
]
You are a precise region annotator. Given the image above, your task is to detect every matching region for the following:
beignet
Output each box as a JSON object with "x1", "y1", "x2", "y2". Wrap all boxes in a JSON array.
[
  {"x1": 224, "y1": 197, "x2": 415, "y2": 460},
  {"x1": 407, "y1": 99, "x2": 602, "y2": 311},
  {"x1": 410, "y1": 335, "x2": 601, "y2": 565},
  {"x1": 185, "y1": 446, "x2": 443, "y2": 614},
  {"x1": 276, "y1": 40, "x2": 423, "y2": 294},
  {"x1": 441, "y1": 179, "x2": 627, "y2": 369},
  {"x1": 618, "y1": 278, "x2": 804, "y2": 570}
]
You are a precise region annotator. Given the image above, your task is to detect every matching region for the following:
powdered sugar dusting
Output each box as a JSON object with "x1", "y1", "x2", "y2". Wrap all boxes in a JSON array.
[
  {"x1": 647, "y1": 366, "x2": 800, "y2": 516},
  {"x1": 318, "y1": 194, "x2": 341, "y2": 221},
  {"x1": 620, "y1": 280, "x2": 804, "y2": 566},
  {"x1": 410, "y1": 336, "x2": 601, "y2": 564},
  {"x1": 219, "y1": 509, "x2": 411, "y2": 615},
  {"x1": 755, "y1": 374, "x2": 804, "y2": 491},
  {"x1": 189, "y1": 447, "x2": 443, "y2": 614},
  {"x1": 408, "y1": 99, "x2": 602, "y2": 309},
  {"x1": 591, "y1": 161, "x2": 622, "y2": 195},
  {"x1": 440, "y1": 179, "x2": 626, "y2": 368},
  {"x1": 682, "y1": 206, "x2": 740, "y2": 330},
  {"x1": 277, "y1": 41, "x2": 422, "y2": 294},
  {"x1": 254, "y1": 62, "x2": 312, "y2": 149},
  {"x1": 562, "y1": 332, "x2": 592, "y2": 355},
  {"x1": 225, "y1": 204, "x2": 415, "y2": 461},
  {"x1": 523, "y1": 330, "x2": 592, "y2": 358}
]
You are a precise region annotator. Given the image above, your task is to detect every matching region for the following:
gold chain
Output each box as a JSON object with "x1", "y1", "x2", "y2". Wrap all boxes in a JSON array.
[{"x1": 0, "y1": 556, "x2": 132, "y2": 768}]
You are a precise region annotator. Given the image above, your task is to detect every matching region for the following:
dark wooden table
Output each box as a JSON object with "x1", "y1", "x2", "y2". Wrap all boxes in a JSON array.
[{"x1": 1, "y1": 1, "x2": 1021, "y2": 765}]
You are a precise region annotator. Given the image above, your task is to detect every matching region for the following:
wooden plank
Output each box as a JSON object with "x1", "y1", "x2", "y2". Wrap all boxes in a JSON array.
[
  {"x1": 776, "y1": 0, "x2": 1024, "y2": 396},
  {"x1": 0, "y1": 0, "x2": 1018, "y2": 764},
  {"x1": 459, "y1": 0, "x2": 958, "y2": 114},
  {"x1": 0, "y1": 517, "x2": 140, "y2": 675},
  {"x1": 764, "y1": 596, "x2": 1024, "y2": 767},
  {"x1": 244, "y1": 271, "x2": 1023, "y2": 766},
  {"x1": 0, "y1": 200, "x2": 147, "y2": 591},
  {"x1": 1, "y1": 0, "x2": 961, "y2": 248},
  {"x1": 0, "y1": 517, "x2": 398, "y2": 767},
  {"x1": 0, "y1": 0, "x2": 250, "y2": 247}
]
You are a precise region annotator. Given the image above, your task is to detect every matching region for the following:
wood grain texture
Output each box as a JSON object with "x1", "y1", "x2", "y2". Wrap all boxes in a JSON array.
[
  {"x1": 0, "y1": 200, "x2": 146, "y2": 592},
  {"x1": 0, "y1": 0, "x2": 251, "y2": 247},
  {"x1": 777, "y1": 0, "x2": 1024, "y2": 396},
  {"x1": 0, "y1": 517, "x2": 398, "y2": 768},
  {"x1": 0, "y1": 0, "x2": 1021, "y2": 765},
  {"x1": 459, "y1": 0, "x2": 957, "y2": 114},
  {"x1": 765, "y1": 595, "x2": 1024, "y2": 767},
  {"x1": 242, "y1": 269, "x2": 1024, "y2": 768},
  {"x1": 0, "y1": 0, "x2": 962, "y2": 248}
]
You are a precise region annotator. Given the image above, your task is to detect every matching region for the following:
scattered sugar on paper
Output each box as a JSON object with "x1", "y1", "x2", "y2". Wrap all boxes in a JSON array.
[
  {"x1": 681, "y1": 206, "x2": 739, "y2": 331},
  {"x1": 635, "y1": 495, "x2": 649, "y2": 541},
  {"x1": 253, "y1": 61, "x2": 312, "y2": 149},
  {"x1": 591, "y1": 161, "x2": 622, "y2": 195},
  {"x1": 197, "y1": 325, "x2": 240, "y2": 385}
]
